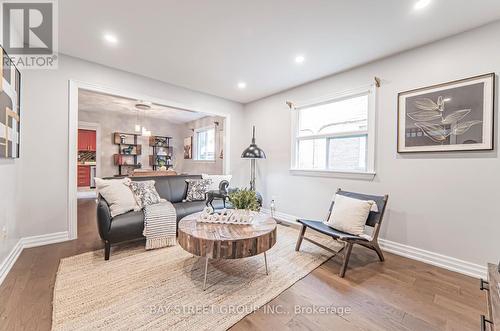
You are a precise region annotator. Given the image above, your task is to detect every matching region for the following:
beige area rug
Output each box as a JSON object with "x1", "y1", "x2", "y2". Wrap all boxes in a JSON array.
[{"x1": 52, "y1": 225, "x2": 341, "y2": 331}]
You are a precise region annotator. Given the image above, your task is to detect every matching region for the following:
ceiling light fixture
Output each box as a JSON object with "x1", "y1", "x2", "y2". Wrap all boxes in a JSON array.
[
  {"x1": 103, "y1": 33, "x2": 118, "y2": 44},
  {"x1": 295, "y1": 55, "x2": 305, "y2": 64},
  {"x1": 237, "y1": 82, "x2": 247, "y2": 89},
  {"x1": 135, "y1": 100, "x2": 152, "y2": 110},
  {"x1": 414, "y1": 0, "x2": 431, "y2": 10}
]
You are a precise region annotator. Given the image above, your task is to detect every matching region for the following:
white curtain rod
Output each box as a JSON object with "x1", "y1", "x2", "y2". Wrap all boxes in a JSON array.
[{"x1": 286, "y1": 76, "x2": 381, "y2": 110}]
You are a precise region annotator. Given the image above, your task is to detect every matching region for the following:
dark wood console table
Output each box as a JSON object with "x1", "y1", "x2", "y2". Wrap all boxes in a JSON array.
[{"x1": 481, "y1": 264, "x2": 500, "y2": 331}]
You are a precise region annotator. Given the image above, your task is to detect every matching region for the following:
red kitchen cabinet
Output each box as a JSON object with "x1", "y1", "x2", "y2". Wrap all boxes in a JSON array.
[
  {"x1": 78, "y1": 129, "x2": 87, "y2": 151},
  {"x1": 77, "y1": 165, "x2": 90, "y2": 187},
  {"x1": 78, "y1": 129, "x2": 96, "y2": 151},
  {"x1": 87, "y1": 130, "x2": 96, "y2": 151}
]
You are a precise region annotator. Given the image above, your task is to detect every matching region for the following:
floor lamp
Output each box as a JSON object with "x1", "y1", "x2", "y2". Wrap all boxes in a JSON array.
[{"x1": 241, "y1": 126, "x2": 266, "y2": 191}]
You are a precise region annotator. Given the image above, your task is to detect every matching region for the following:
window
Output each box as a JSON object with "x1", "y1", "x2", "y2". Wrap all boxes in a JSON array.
[
  {"x1": 291, "y1": 88, "x2": 375, "y2": 176},
  {"x1": 194, "y1": 127, "x2": 215, "y2": 161}
]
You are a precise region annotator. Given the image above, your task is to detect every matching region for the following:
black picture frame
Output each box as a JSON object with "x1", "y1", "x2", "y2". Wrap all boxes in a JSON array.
[{"x1": 397, "y1": 73, "x2": 495, "y2": 153}]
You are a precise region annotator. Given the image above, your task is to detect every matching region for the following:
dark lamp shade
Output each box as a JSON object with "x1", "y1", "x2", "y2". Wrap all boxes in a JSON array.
[
  {"x1": 241, "y1": 144, "x2": 266, "y2": 159},
  {"x1": 241, "y1": 126, "x2": 266, "y2": 159}
]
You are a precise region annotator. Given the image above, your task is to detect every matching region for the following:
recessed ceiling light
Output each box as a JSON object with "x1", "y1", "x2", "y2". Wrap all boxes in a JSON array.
[
  {"x1": 414, "y1": 0, "x2": 431, "y2": 10},
  {"x1": 295, "y1": 55, "x2": 305, "y2": 64},
  {"x1": 103, "y1": 33, "x2": 118, "y2": 44},
  {"x1": 237, "y1": 82, "x2": 247, "y2": 89}
]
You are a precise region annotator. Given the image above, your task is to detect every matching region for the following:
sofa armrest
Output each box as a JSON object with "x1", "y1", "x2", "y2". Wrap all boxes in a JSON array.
[{"x1": 97, "y1": 196, "x2": 112, "y2": 241}]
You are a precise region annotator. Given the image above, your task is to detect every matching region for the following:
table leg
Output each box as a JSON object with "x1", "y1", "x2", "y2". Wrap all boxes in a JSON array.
[
  {"x1": 203, "y1": 256, "x2": 209, "y2": 290},
  {"x1": 264, "y1": 252, "x2": 268, "y2": 275}
]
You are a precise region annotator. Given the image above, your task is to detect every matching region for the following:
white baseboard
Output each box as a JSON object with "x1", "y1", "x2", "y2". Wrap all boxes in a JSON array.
[
  {"x1": 0, "y1": 239, "x2": 23, "y2": 285},
  {"x1": 263, "y1": 208, "x2": 486, "y2": 279},
  {"x1": 261, "y1": 208, "x2": 300, "y2": 228},
  {"x1": 378, "y1": 239, "x2": 486, "y2": 279},
  {"x1": 21, "y1": 231, "x2": 69, "y2": 249},
  {"x1": 0, "y1": 231, "x2": 70, "y2": 285}
]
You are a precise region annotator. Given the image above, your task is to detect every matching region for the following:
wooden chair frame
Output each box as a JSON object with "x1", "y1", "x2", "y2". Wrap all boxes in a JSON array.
[{"x1": 295, "y1": 188, "x2": 389, "y2": 278}]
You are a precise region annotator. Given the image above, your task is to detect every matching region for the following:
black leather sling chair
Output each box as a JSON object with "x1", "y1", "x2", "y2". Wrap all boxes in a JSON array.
[{"x1": 295, "y1": 189, "x2": 389, "y2": 278}]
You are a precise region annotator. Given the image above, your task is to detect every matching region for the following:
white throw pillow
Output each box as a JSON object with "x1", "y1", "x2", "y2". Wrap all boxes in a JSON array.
[
  {"x1": 95, "y1": 177, "x2": 140, "y2": 217},
  {"x1": 202, "y1": 174, "x2": 232, "y2": 191},
  {"x1": 324, "y1": 194, "x2": 375, "y2": 236}
]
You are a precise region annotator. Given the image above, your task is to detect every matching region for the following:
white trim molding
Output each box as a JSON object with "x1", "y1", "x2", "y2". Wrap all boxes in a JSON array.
[
  {"x1": 263, "y1": 208, "x2": 486, "y2": 279},
  {"x1": 22, "y1": 231, "x2": 69, "y2": 248},
  {"x1": 0, "y1": 232, "x2": 69, "y2": 285},
  {"x1": 261, "y1": 208, "x2": 300, "y2": 228},
  {"x1": 289, "y1": 85, "x2": 377, "y2": 180},
  {"x1": 68, "y1": 80, "x2": 232, "y2": 242},
  {"x1": 289, "y1": 169, "x2": 376, "y2": 180},
  {"x1": 378, "y1": 239, "x2": 486, "y2": 279},
  {"x1": 0, "y1": 240, "x2": 23, "y2": 285}
]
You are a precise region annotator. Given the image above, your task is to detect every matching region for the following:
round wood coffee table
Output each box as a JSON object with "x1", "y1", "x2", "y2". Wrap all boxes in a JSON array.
[{"x1": 178, "y1": 212, "x2": 277, "y2": 290}]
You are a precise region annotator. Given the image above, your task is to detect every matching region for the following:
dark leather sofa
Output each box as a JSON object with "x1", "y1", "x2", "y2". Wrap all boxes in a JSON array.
[{"x1": 97, "y1": 175, "x2": 225, "y2": 260}]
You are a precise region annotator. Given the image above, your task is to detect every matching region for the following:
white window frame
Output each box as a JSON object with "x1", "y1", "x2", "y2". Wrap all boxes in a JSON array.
[
  {"x1": 193, "y1": 125, "x2": 216, "y2": 162},
  {"x1": 290, "y1": 86, "x2": 377, "y2": 180}
]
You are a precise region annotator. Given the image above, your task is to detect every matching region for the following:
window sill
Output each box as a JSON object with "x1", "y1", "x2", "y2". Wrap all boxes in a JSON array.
[
  {"x1": 190, "y1": 159, "x2": 216, "y2": 164},
  {"x1": 289, "y1": 168, "x2": 376, "y2": 180}
]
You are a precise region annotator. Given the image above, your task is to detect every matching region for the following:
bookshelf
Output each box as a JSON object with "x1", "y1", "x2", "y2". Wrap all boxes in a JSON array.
[
  {"x1": 149, "y1": 135, "x2": 173, "y2": 170},
  {"x1": 113, "y1": 132, "x2": 142, "y2": 176}
]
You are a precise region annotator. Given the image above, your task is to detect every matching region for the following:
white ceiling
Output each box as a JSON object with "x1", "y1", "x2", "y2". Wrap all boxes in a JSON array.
[
  {"x1": 60, "y1": 0, "x2": 500, "y2": 103},
  {"x1": 78, "y1": 89, "x2": 208, "y2": 124}
]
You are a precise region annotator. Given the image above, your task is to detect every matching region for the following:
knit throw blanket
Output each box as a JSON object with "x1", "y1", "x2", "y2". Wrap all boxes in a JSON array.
[{"x1": 143, "y1": 201, "x2": 177, "y2": 250}]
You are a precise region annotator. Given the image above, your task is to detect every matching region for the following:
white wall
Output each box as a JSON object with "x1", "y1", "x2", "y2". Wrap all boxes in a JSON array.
[
  {"x1": 243, "y1": 21, "x2": 500, "y2": 267},
  {"x1": 16, "y1": 54, "x2": 246, "y2": 238}
]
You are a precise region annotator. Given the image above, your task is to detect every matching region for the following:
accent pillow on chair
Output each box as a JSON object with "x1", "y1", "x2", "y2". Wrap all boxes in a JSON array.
[
  {"x1": 202, "y1": 174, "x2": 232, "y2": 191},
  {"x1": 95, "y1": 177, "x2": 140, "y2": 217},
  {"x1": 128, "y1": 180, "x2": 162, "y2": 208},
  {"x1": 324, "y1": 194, "x2": 376, "y2": 236},
  {"x1": 184, "y1": 179, "x2": 212, "y2": 201}
]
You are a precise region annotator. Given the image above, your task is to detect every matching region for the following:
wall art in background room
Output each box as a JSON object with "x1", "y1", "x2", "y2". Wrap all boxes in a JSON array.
[
  {"x1": 0, "y1": 45, "x2": 21, "y2": 158},
  {"x1": 183, "y1": 136, "x2": 192, "y2": 159},
  {"x1": 397, "y1": 73, "x2": 495, "y2": 153}
]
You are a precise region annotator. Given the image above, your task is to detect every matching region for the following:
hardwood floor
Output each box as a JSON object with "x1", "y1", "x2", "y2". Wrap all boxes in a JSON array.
[{"x1": 0, "y1": 199, "x2": 486, "y2": 330}]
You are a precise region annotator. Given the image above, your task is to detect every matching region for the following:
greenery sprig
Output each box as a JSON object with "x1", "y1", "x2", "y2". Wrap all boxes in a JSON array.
[{"x1": 228, "y1": 189, "x2": 260, "y2": 211}]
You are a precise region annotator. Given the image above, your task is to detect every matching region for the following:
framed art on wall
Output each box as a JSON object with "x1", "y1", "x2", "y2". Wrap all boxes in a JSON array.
[
  {"x1": 397, "y1": 73, "x2": 495, "y2": 153},
  {"x1": 0, "y1": 45, "x2": 21, "y2": 158},
  {"x1": 183, "y1": 136, "x2": 192, "y2": 159}
]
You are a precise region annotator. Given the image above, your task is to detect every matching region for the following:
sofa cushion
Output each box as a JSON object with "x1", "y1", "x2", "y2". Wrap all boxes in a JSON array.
[
  {"x1": 94, "y1": 177, "x2": 140, "y2": 217},
  {"x1": 167, "y1": 176, "x2": 192, "y2": 202},
  {"x1": 185, "y1": 179, "x2": 211, "y2": 201},
  {"x1": 173, "y1": 201, "x2": 207, "y2": 221},
  {"x1": 130, "y1": 177, "x2": 171, "y2": 201},
  {"x1": 128, "y1": 180, "x2": 162, "y2": 208},
  {"x1": 128, "y1": 175, "x2": 202, "y2": 203},
  {"x1": 202, "y1": 174, "x2": 232, "y2": 191},
  {"x1": 325, "y1": 194, "x2": 375, "y2": 236}
]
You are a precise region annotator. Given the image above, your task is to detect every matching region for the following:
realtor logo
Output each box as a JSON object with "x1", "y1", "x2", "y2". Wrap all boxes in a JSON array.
[{"x1": 0, "y1": 0, "x2": 58, "y2": 69}]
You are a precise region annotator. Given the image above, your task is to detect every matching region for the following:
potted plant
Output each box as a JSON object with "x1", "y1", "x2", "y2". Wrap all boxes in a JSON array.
[{"x1": 228, "y1": 189, "x2": 260, "y2": 222}]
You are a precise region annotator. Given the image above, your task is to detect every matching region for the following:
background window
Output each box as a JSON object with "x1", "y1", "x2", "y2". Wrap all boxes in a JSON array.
[
  {"x1": 195, "y1": 127, "x2": 215, "y2": 160},
  {"x1": 292, "y1": 91, "x2": 374, "y2": 173}
]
